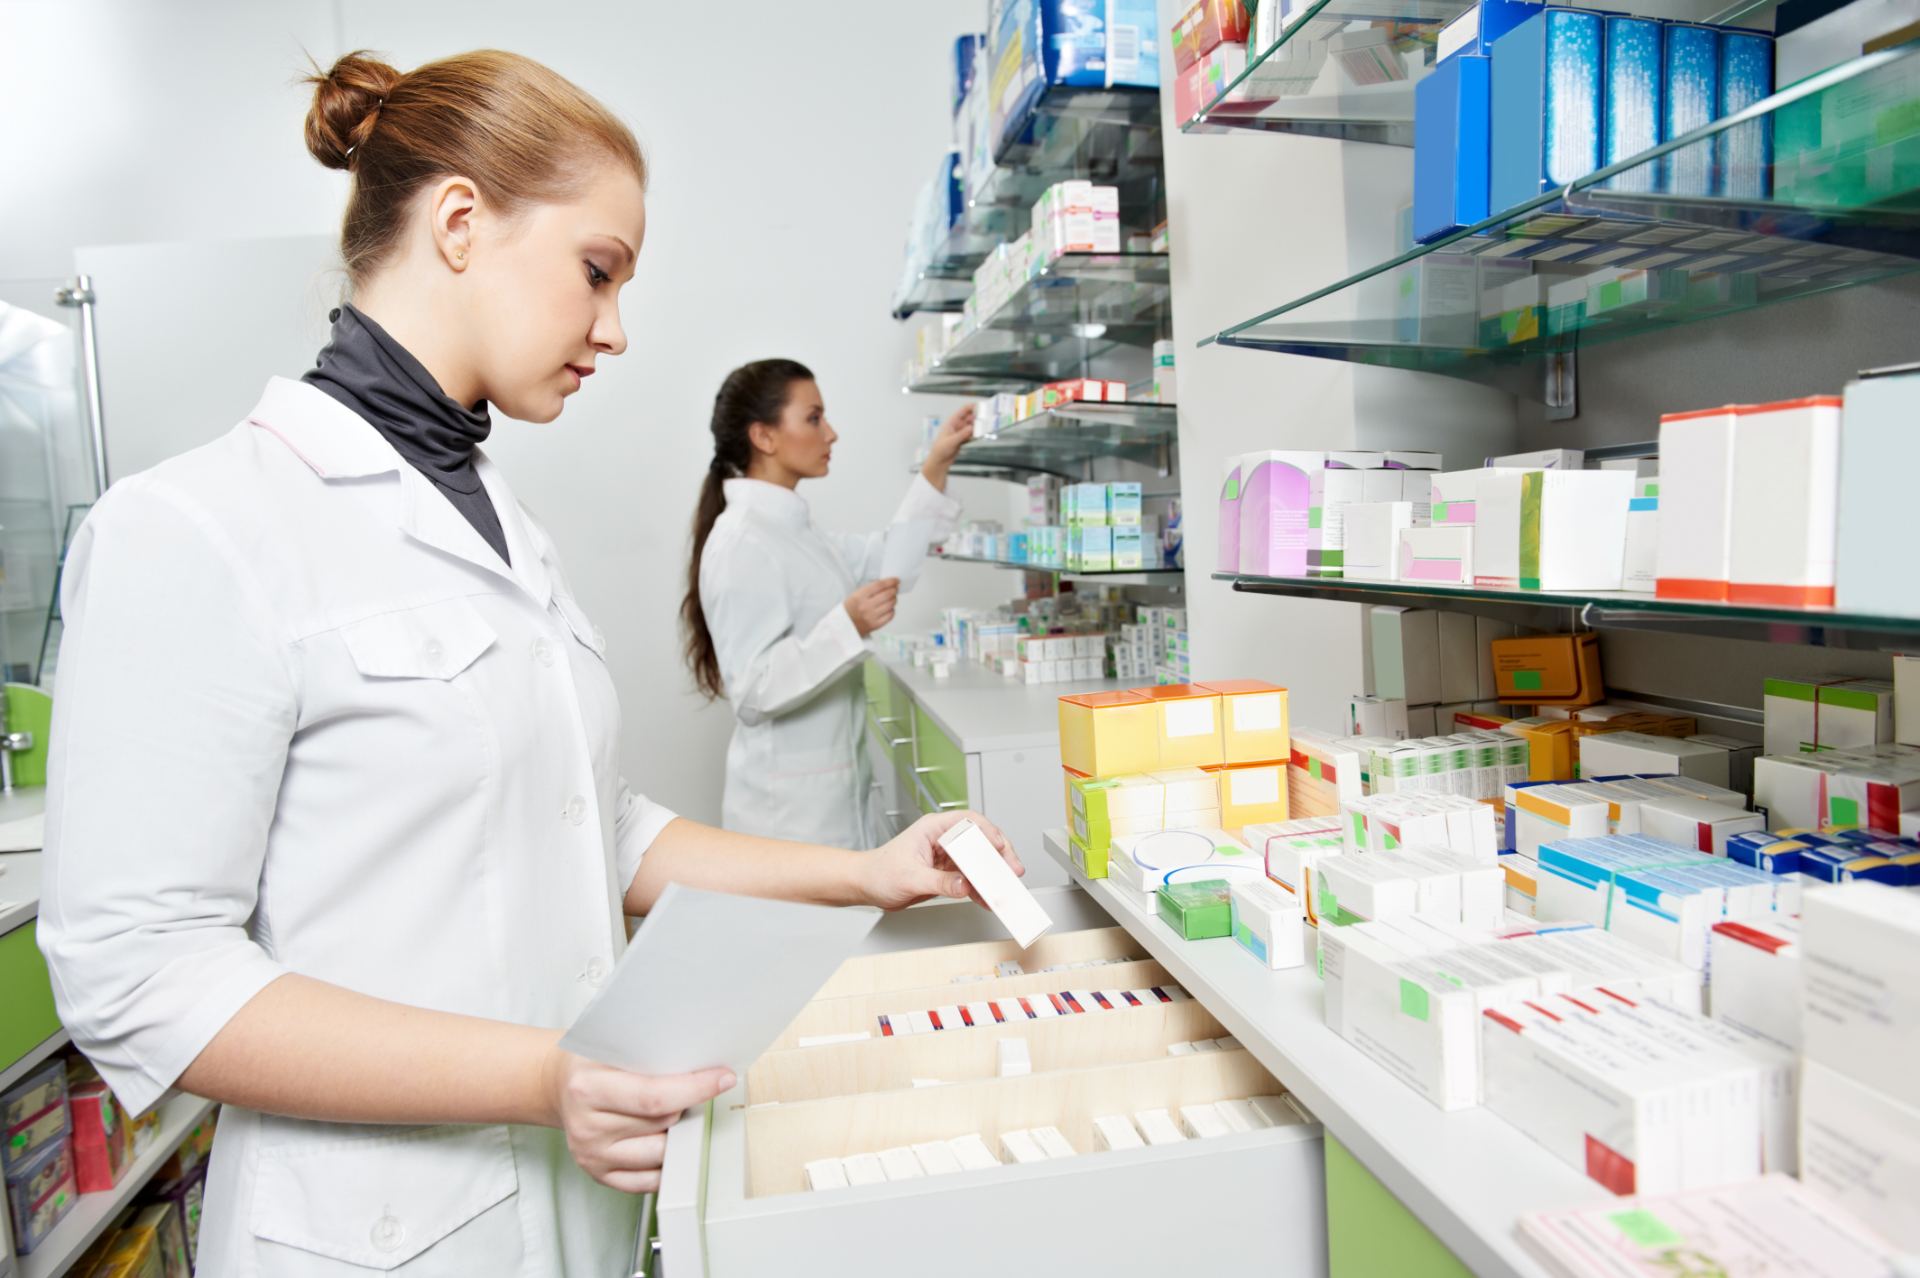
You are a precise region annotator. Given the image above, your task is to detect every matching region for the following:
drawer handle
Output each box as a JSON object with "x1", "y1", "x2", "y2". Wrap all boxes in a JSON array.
[
  {"x1": 935, "y1": 799, "x2": 966, "y2": 810},
  {"x1": 886, "y1": 735, "x2": 912, "y2": 747},
  {"x1": 912, "y1": 765, "x2": 941, "y2": 774}
]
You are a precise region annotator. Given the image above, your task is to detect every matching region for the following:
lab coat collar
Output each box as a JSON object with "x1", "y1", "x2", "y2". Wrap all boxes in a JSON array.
[
  {"x1": 249, "y1": 376, "x2": 553, "y2": 609},
  {"x1": 722, "y1": 477, "x2": 810, "y2": 529}
]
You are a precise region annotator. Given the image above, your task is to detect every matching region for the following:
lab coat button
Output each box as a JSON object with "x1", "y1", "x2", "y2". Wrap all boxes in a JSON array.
[
  {"x1": 535, "y1": 639, "x2": 555, "y2": 667},
  {"x1": 424, "y1": 639, "x2": 445, "y2": 666},
  {"x1": 584, "y1": 957, "x2": 608, "y2": 985},
  {"x1": 371, "y1": 1215, "x2": 406, "y2": 1252},
  {"x1": 565, "y1": 795, "x2": 588, "y2": 825}
]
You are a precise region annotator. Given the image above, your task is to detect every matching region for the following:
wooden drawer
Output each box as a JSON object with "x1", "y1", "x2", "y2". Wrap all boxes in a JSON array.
[{"x1": 661, "y1": 925, "x2": 1329, "y2": 1277}]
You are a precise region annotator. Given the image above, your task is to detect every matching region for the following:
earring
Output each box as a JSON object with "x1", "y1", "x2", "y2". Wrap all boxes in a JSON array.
[{"x1": 455, "y1": 249, "x2": 466, "y2": 263}]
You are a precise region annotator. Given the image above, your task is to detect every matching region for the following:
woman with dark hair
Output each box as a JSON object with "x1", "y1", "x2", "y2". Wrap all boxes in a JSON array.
[
  {"x1": 683, "y1": 362, "x2": 973, "y2": 847},
  {"x1": 36, "y1": 51, "x2": 1016, "y2": 1274}
]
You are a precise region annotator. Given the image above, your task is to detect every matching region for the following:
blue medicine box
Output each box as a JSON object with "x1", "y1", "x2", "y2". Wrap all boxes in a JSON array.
[
  {"x1": 991, "y1": 1, "x2": 1156, "y2": 158},
  {"x1": 1414, "y1": 51, "x2": 1493, "y2": 242},
  {"x1": 1437, "y1": 0, "x2": 1540, "y2": 62},
  {"x1": 1716, "y1": 29, "x2": 1775, "y2": 198},
  {"x1": 953, "y1": 34, "x2": 984, "y2": 116},
  {"x1": 1602, "y1": 15, "x2": 1663, "y2": 182},
  {"x1": 1662, "y1": 22, "x2": 1720, "y2": 196},
  {"x1": 1490, "y1": 7, "x2": 1604, "y2": 212}
]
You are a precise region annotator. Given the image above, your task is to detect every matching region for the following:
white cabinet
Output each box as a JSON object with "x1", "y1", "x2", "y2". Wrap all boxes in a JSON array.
[{"x1": 660, "y1": 924, "x2": 1329, "y2": 1277}]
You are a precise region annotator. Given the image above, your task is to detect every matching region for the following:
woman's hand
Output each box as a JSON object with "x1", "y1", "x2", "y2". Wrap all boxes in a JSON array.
[
  {"x1": 860, "y1": 811, "x2": 1023, "y2": 911},
  {"x1": 844, "y1": 578, "x2": 899, "y2": 637},
  {"x1": 920, "y1": 405, "x2": 976, "y2": 489},
  {"x1": 541, "y1": 1040, "x2": 735, "y2": 1194}
]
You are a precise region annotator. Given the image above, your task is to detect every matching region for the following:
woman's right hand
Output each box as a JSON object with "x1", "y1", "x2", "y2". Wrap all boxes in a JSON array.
[
  {"x1": 845, "y1": 578, "x2": 899, "y2": 637},
  {"x1": 541, "y1": 1042, "x2": 735, "y2": 1194}
]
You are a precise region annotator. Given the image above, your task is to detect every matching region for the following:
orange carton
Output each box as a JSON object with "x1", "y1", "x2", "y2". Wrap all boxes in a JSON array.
[
  {"x1": 1490, "y1": 633, "x2": 1603, "y2": 707},
  {"x1": 1057, "y1": 691, "x2": 1158, "y2": 778},
  {"x1": 1196, "y1": 679, "x2": 1290, "y2": 764},
  {"x1": 1133, "y1": 684, "x2": 1226, "y2": 769},
  {"x1": 1206, "y1": 760, "x2": 1290, "y2": 828},
  {"x1": 1503, "y1": 718, "x2": 1579, "y2": 781}
]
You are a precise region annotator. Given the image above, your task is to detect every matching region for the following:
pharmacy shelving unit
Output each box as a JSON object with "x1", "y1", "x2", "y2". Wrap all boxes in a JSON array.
[
  {"x1": 1040, "y1": 830, "x2": 1594, "y2": 1278},
  {"x1": 932, "y1": 553, "x2": 1182, "y2": 587},
  {"x1": 1197, "y1": 42, "x2": 1920, "y2": 399}
]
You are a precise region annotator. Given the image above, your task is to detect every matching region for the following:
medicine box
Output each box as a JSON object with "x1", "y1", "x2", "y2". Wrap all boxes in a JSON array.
[
  {"x1": 1622, "y1": 477, "x2": 1658, "y2": 592},
  {"x1": 1716, "y1": 30, "x2": 1775, "y2": 199},
  {"x1": 68, "y1": 1080, "x2": 131, "y2": 1193},
  {"x1": 1763, "y1": 676, "x2": 1896, "y2": 756},
  {"x1": 1058, "y1": 690, "x2": 1159, "y2": 778},
  {"x1": 1432, "y1": 468, "x2": 1502, "y2": 523},
  {"x1": 1287, "y1": 731, "x2": 1364, "y2": 817},
  {"x1": 1436, "y1": 0, "x2": 1541, "y2": 61},
  {"x1": 1821, "y1": 755, "x2": 1920, "y2": 831},
  {"x1": 1490, "y1": 8, "x2": 1603, "y2": 210},
  {"x1": 1487, "y1": 449, "x2": 1585, "y2": 471},
  {"x1": 1601, "y1": 15, "x2": 1664, "y2": 179},
  {"x1": 938, "y1": 819, "x2": 1054, "y2": 948},
  {"x1": 1728, "y1": 396, "x2": 1842, "y2": 606},
  {"x1": 1836, "y1": 366, "x2": 1920, "y2": 617},
  {"x1": 1230, "y1": 877, "x2": 1306, "y2": 969},
  {"x1": 1662, "y1": 24, "x2": 1720, "y2": 198},
  {"x1": 1371, "y1": 607, "x2": 1443, "y2": 705},
  {"x1": 1213, "y1": 761, "x2": 1288, "y2": 828},
  {"x1": 1138, "y1": 684, "x2": 1225, "y2": 769},
  {"x1": 1576, "y1": 732, "x2": 1731, "y2": 788},
  {"x1": 1110, "y1": 828, "x2": 1257, "y2": 898},
  {"x1": 1414, "y1": 50, "x2": 1492, "y2": 242},
  {"x1": 1, "y1": 1060, "x2": 67, "y2": 1139},
  {"x1": 1709, "y1": 917, "x2": 1800, "y2": 1050},
  {"x1": 1198, "y1": 678, "x2": 1289, "y2": 765},
  {"x1": 1157, "y1": 879, "x2": 1235, "y2": 940},
  {"x1": 1344, "y1": 501, "x2": 1413, "y2": 580},
  {"x1": 1799, "y1": 1059, "x2": 1920, "y2": 1251},
  {"x1": 1348, "y1": 695, "x2": 1411, "y2": 740},
  {"x1": 1398, "y1": 525, "x2": 1475, "y2": 585},
  {"x1": 6, "y1": 1137, "x2": 78, "y2": 1255},
  {"x1": 1655, "y1": 404, "x2": 1739, "y2": 601},
  {"x1": 1516, "y1": 470, "x2": 1636, "y2": 591},
  {"x1": 1066, "y1": 770, "x2": 1165, "y2": 857},
  {"x1": 1490, "y1": 633, "x2": 1602, "y2": 706},
  {"x1": 1308, "y1": 457, "x2": 1374, "y2": 578},
  {"x1": 1637, "y1": 795, "x2": 1764, "y2": 855},
  {"x1": 1238, "y1": 451, "x2": 1319, "y2": 577}
]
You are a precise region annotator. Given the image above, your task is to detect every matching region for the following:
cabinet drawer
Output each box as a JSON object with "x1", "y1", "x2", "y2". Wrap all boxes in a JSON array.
[
  {"x1": 910, "y1": 702, "x2": 969, "y2": 809},
  {"x1": 0, "y1": 923, "x2": 59, "y2": 1075},
  {"x1": 814, "y1": 925, "x2": 1143, "y2": 1000},
  {"x1": 701, "y1": 1051, "x2": 1326, "y2": 1276}
]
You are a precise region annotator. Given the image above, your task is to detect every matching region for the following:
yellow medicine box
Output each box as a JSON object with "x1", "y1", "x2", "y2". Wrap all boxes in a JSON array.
[
  {"x1": 1134, "y1": 684, "x2": 1225, "y2": 769},
  {"x1": 1490, "y1": 633, "x2": 1604, "y2": 707},
  {"x1": 1196, "y1": 679, "x2": 1290, "y2": 765},
  {"x1": 1209, "y1": 761, "x2": 1290, "y2": 829},
  {"x1": 1057, "y1": 691, "x2": 1159, "y2": 778},
  {"x1": 1504, "y1": 718, "x2": 1578, "y2": 781}
]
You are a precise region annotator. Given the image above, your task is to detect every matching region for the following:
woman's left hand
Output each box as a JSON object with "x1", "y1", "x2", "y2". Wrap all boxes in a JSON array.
[
  {"x1": 861, "y1": 810, "x2": 1022, "y2": 911},
  {"x1": 921, "y1": 405, "x2": 976, "y2": 486}
]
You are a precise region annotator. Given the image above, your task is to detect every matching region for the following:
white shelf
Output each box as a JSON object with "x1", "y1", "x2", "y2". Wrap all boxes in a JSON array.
[
  {"x1": 1041, "y1": 829, "x2": 1602, "y2": 1278},
  {"x1": 873, "y1": 651, "x2": 1127, "y2": 754},
  {"x1": 21, "y1": 1093, "x2": 217, "y2": 1278},
  {"x1": 0, "y1": 1030, "x2": 69, "y2": 1095}
]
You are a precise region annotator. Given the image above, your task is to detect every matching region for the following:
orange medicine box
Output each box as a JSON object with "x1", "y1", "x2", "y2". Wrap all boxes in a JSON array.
[
  {"x1": 1196, "y1": 679, "x2": 1290, "y2": 764},
  {"x1": 1207, "y1": 760, "x2": 1290, "y2": 829},
  {"x1": 1134, "y1": 684, "x2": 1226, "y2": 769},
  {"x1": 1057, "y1": 691, "x2": 1159, "y2": 778},
  {"x1": 1490, "y1": 633, "x2": 1603, "y2": 706},
  {"x1": 1502, "y1": 718, "x2": 1579, "y2": 781}
]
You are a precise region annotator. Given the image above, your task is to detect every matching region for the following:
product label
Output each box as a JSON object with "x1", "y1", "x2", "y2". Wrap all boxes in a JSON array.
[
  {"x1": 1234, "y1": 693, "x2": 1283, "y2": 732},
  {"x1": 1230, "y1": 768, "x2": 1282, "y2": 806},
  {"x1": 1164, "y1": 699, "x2": 1216, "y2": 739}
]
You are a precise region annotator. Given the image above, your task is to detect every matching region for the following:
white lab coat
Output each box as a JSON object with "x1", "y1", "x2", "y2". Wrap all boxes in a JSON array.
[
  {"x1": 39, "y1": 378, "x2": 672, "y2": 1276},
  {"x1": 700, "y1": 476, "x2": 959, "y2": 848}
]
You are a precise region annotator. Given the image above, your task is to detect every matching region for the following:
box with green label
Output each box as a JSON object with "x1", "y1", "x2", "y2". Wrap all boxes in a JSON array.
[
  {"x1": 1762, "y1": 676, "x2": 1896, "y2": 757},
  {"x1": 1489, "y1": 633, "x2": 1603, "y2": 708},
  {"x1": 1156, "y1": 879, "x2": 1234, "y2": 941}
]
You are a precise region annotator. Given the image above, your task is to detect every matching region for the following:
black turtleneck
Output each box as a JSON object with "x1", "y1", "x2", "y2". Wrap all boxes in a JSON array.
[{"x1": 303, "y1": 303, "x2": 510, "y2": 565}]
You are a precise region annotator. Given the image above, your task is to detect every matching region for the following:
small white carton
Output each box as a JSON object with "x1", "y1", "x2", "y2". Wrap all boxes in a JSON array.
[
  {"x1": 1800, "y1": 882, "x2": 1920, "y2": 1099},
  {"x1": 1345, "y1": 501, "x2": 1414, "y2": 580},
  {"x1": 1728, "y1": 396, "x2": 1843, "y2": 607},
  {"x1": 1799, "y1": 1060, "x2": 1920, "y2": 1251},
  {"x1": 1656, "y1": 404, "x2": 1738, "y2": 601},
  {"x1": 1576, "y1": 732, "x2": 1732, "y2": 789},
  {"x1": 1398, "y1": 524, "x2": 1475, "y2": 585},
  {"x1": 939, "y1": 819, "x2": 1053, "y2": 947}
]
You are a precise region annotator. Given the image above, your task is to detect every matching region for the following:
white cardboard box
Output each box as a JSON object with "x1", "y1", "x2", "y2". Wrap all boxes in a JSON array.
[
  {"x1": 1637, "y1": 796, "x2": 1766, "y2": 855},
  {"x1": 1472, "y1": 471, "x2": 1525, "y2": 588},
  {"x1": 1576, "y1": 732, "x2": 1732, "y2": 789},
  {"x1": 939, "y1": 819, "x2": 1053, "y2": 947},
  {"x1": 1437, "y1": 611, "x2": 1478, "y2": 706},
  {"x1": 1800, "y1": 882, "x2": 1920, "y2": 1099},
  {"x1": 1898, "y1": 653, "x2": 1920, "y2": 745},
  {"x1": 1370, "y1": 606, "x2": 1443, "y2": 705},
  {"x1": 1623, "y1": 477, "x2": 1659, "y2": 592},
  {"x1": 1729, "y1": 396, "x2": 1843, "y2": 605},
  {"x1": 1686, "y1": 733, "x2": 1760, "y2": 797},
  {"x1": 1229, "y1": 877, "x2": 1306, "y2": 970},
  {"x1": 1656, "y1": 405, "x2": 1738, "y2": 601},
  {"x1": 1709, "y1": 916, "x2": 1801, "y2": 1051},
  {"x1": 1487, "y1": 448, "x2": 1583, "y2": 470},
  {"x1": 1398, "y1": 525, "x2": 1474, "y2": 586},
  {"x1": 1344, "y1": 501, "x2": 1414, "y2": 580},
  {"x1": 1799, "y1": 1060, "x2": 1920, "y2": 1251},
  {"x1": 1835, "y1": 365, "x2": 1920, "y2": 617},
  {"x1": 1507, "y1": 470, "x2": 1636, "y2": 591}
]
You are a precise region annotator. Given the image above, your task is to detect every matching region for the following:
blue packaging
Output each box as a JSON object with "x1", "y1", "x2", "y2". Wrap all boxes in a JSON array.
[
  {"x1": 1414, "y1": 51, "x2": 1493, "y2": 242},
  {"x1": 1715, "y1": 29, "x2": 1775, "y2": 198},
  {"x1": 1661, "y1": 22, "x2": 1720, "y2": 196},
  {"x1": 989, "y1": 1, "x2": 1157, "y2": 157},
  {"x1": 1602, "y1": 15, "x2": 1663, "y2": 189},
  {"x1": 1490, "y1": 7, "x2": 1604, "y2": 212},
  {"x1": 1105, "y1": 0, "x2": 1161, "y2": 89},
  {"x1": 1437, "y1": 0, "x2": 1541, "y2": 62},
  {"x1": 954, "y1": 35, "x2": 985, "y2": 116}
]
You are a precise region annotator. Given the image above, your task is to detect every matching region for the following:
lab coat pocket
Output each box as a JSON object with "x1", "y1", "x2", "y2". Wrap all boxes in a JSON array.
[
  {"x1": 250, "y1": 1122, "x2": 519, "y2": 1270},
  {"x1": 341, "y1": 597, "x2": 496, "y2": 680}
]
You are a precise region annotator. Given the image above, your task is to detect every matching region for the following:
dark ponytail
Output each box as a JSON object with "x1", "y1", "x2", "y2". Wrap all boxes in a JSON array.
[{"x1": 681, "y1": 358, "x2": 817, "y2": 700}]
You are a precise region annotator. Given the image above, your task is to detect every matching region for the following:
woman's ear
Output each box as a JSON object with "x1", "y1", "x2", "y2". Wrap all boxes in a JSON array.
[
  {"x1": 747, "y1": 421, "x2": 777, "y2": 457},
  {"x1": 429, "y1": 176, "x2": 480, "y2": 272}
]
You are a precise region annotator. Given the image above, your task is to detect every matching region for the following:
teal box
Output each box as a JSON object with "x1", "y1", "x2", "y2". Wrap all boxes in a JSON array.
[
  {"x1": 1114, "y1": 526, "x2": 1145, "y2": 570},
  {"x1": 1716, "y1": 30, "x2": 1774, "y2": 199},
  {"x1": 1662, "y1": 22, "x2": 1719, "y2": 196},
  {"x1": 1602, "y1": 16, "x2": 1663, "y2": 188},
  {"x1": 1157, "y1": 879, "x2": 1233, "y2": 940},
  {"x1": 1109, "y1": 482, "x2": 1143, "y2": 524}
]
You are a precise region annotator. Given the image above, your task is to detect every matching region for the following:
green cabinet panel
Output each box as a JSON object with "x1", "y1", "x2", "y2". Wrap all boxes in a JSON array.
[
  {"x1": 0, "y1": 922, "x2": 61, "y2": 1073},
  {"x1": 1326, "y1": 1136, "x2": 1473, "y2": 1278},
  {"x1": 2, "y1": 686, "x2": 51, "y2": 789},
  {"x1": 909, "y1": 702, "x2": 969, "y2": 810}
]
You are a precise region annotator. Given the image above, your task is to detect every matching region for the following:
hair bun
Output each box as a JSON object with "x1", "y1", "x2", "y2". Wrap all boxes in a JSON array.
[{"x1": 304, "y1": 51, "x2": 403, "y2": 172}]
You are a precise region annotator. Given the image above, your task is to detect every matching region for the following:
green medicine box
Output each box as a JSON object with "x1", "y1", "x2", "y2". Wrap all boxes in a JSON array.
[
  {"x1": 1156, "y1": 879, "x2": 1233, "y2": 941},
  {"x1": 1068, "y1": 831, "x2": 1109, "y2": 879}
]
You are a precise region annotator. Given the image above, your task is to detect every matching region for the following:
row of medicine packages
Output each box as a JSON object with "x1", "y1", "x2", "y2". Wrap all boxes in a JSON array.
[{"x1": 1414, "y1": 2, "x2": 1775, "y2": 244}]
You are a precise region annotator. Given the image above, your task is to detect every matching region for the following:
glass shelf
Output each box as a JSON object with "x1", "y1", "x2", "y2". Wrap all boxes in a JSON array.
[
  {"x1": 906, "y1": 253, "x2": 1172, "y2": 392},
  {"x1": 997, "y1": 83, "x2": 1164, "y2": 168},
  {"x1": 1202, "y1": 45, "x2": 1920, "y2": 397},
  {"x1": 937, "y1": 552, "x2": 1182, "y2": 585},
  {"x1": 1217, "y1": 572, "x2": 1920, "y2": 650},
  {"x1": 959, "y1": 401, "x2": 1179, "y2": 471},
  {"x1": 1182, "y1": 0, "x2": 1473, "y2": 145}
]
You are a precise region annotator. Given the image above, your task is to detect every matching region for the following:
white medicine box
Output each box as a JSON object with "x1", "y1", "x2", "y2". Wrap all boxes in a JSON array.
[{"x1": 1728, "y1": 396, "x2": 1842, "y2": 606}]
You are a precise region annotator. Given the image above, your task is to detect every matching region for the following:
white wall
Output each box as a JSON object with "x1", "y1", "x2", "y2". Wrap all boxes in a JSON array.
[{"x1": 2, "y1": 0, "x2": 1014, "y2": 825}]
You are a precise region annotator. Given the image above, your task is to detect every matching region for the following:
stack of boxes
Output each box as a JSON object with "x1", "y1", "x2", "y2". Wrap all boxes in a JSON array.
[
  {"x1": 1224, "y1": 450, "x2": 1442, "y2": 579},
  {"x1": 973, "y1": 378, "x2": 1130, "y2": 439},
  {"x1": 1064, "y1": 482, "x2": 1145, "y2": 572},
  {"x1": 957, "y1": 180, "x2": 1122, "y2": 345}
]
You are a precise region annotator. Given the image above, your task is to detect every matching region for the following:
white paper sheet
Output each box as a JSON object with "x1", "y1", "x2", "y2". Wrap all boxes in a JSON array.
[
  {"x1": 880, "y1": 520, "x2": 937, "y2": 592},
  {"x1": 560, "y1": 883, "x2": 881, "y2": 1076}
]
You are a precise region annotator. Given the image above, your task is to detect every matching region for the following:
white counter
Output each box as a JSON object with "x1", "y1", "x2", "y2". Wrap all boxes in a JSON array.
[
  {"x1": 0, "y1": 849, "x2": 41, "y2": 937},
  {"x1": 873, "y1": 652, "x2": 1125, "y2": 754},
  {"x1": 1043, "y1": 829, "x2": 1601, "y2": 1278},
  {"x1": 0, "y1": 786, "x2": 45, "y2": 854}
]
